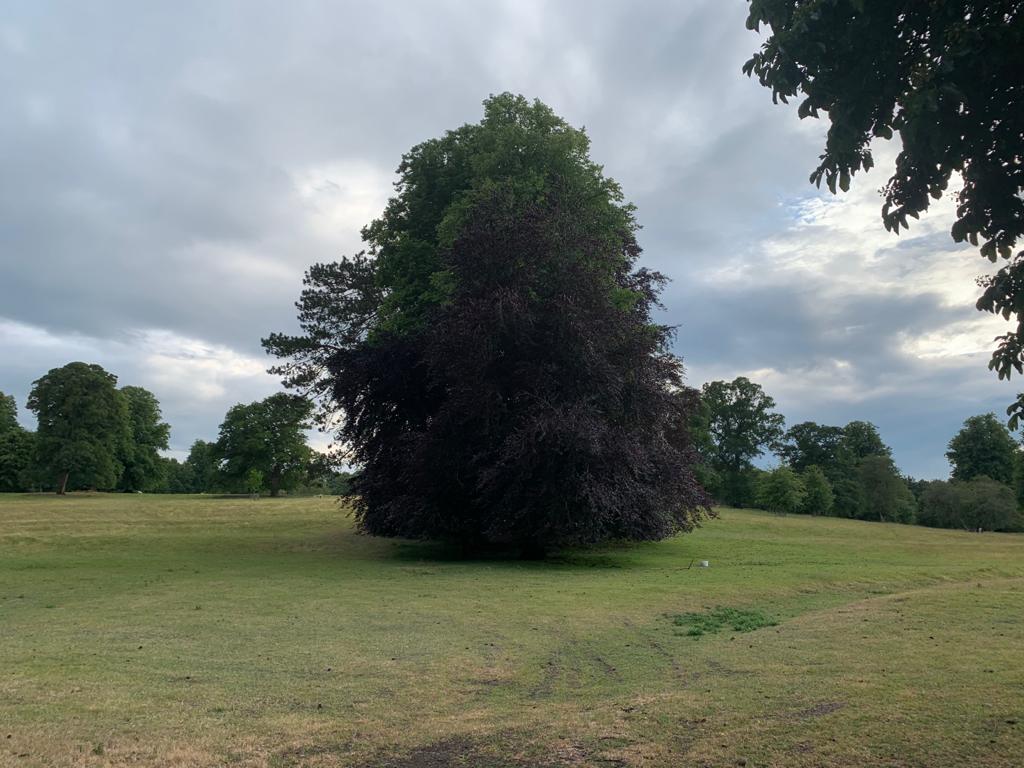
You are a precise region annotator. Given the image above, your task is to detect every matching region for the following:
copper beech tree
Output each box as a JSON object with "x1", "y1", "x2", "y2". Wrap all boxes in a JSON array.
[{"x1": 265, "y1": 94, "x2": 709, "y2": 554}]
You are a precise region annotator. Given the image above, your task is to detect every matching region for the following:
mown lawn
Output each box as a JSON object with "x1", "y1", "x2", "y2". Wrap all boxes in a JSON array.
[{"x1": 1, "y1": 494, "x2": 1022, "y2": 767}]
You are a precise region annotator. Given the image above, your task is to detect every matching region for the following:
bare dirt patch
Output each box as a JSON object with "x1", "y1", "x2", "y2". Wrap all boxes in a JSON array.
[{"x1": 354, "y1": 737, "x2": 525, "y2": 768}]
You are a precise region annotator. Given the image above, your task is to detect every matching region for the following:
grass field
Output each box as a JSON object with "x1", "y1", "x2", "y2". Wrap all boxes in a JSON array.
[{"x1": 1, "y1": 494, "x2": 1022, "y2": 767}]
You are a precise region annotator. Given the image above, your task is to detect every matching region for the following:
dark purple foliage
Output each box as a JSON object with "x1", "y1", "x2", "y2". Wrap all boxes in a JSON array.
[{"x1": 322, "y1": 189, "x2": 709, "y2": 551}]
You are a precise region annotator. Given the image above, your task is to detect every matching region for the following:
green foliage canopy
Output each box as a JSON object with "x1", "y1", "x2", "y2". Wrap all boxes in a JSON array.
[
  {"x1": 0, "y1": 392, "x2": 35, "y2": 492},
  {"x1": 777, "y1": 422, "x2": 845, "y2": 472},
  {"x1": 857, "y1": 454, "x2": 916, "y2": 524},
  {"x1": 919, "y1": 476, "x2": 1020, "y2": 531},
  {"x1": 757, "y1": 466, "x2": 804, "y2": 515},
  {"x1": 27, "y1": 363, "x2": 129, "y2": 494},
  {"x1": 946, "y1": 413, "x2": 1017, "y2": 485},
  {"x1": 700, "y1": 377, "x2": 785, "y2": 474},
  {"x1": 744, "y1": 1, "x2": 1024, "y2": 421},
  {"x1": 215, "y1": 394, "x2": 313, "y2": 497},
  {"x1": 0, "y1": 392, "x2": 18, "y2": 434},
  {"x1": 800, "y1": 464, "x2": 834, "y2": 516},
  {"x1": 184, "y1": 439, "x2": 220, "y2": 493},
  {"x1": 842, "y1": 421, "x2": 892, "y2": 461},
  {"x1": 118, "y1": 386, "x2": 171, "y2": 492},
  {"x1": 778, "y1": 420, "x2": 897, "y2": 519}
]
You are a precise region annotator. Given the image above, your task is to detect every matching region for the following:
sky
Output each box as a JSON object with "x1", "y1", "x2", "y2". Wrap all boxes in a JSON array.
[{"x1": 0, "y1": 1, "x2": 1014, "y2": 479}]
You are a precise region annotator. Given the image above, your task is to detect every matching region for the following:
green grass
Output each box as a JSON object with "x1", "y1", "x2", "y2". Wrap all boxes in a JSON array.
[
  {"x1": 1, "y1": 494, "x2": 1022, "y2": 767},
  {"x1": 672, "y1": 606, "x2": 778, "y2": 637}
]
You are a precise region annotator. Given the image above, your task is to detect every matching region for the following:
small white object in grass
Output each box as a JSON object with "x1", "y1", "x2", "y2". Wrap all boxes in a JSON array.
[{"x1": 698, "y1": 560, "x2": 709, "y2": 568}]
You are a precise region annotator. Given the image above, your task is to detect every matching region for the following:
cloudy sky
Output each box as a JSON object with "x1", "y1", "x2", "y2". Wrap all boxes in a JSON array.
[{"x1": 0, "y1": 1, "x2": 1013, "y2": 478}]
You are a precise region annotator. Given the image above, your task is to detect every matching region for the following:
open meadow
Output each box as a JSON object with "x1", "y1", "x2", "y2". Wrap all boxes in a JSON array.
[{"x1": 1, "y1": 494, "x2": 1022, "y2": 767}]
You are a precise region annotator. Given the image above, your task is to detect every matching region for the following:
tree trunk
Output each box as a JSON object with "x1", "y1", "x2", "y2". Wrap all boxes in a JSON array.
[
  {"x1": 269, "y1": 469, "x2": 281, "y2": 498},
  {"x1": 57, "y1": 471, "x2": 69, "y2": 496}
]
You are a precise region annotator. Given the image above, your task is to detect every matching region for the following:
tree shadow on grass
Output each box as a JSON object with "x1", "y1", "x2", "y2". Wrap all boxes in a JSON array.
[{"x1": 380, "y1": 535, "x2": 664, "y2": 571}]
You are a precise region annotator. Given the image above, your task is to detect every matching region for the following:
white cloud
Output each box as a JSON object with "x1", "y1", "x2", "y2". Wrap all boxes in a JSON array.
[
  {"x1": 292, "y1": 160, "x2": 393, "y2": 248},
  {"x1": 139, "y1": 329, "x2": 271, "y2": 402},
  {"x1": 900, "y1": 319, "x2": 1006, "y2": 361},
  {"x1": 0, "y1": 25, "x2": 28, "y2": 56}
]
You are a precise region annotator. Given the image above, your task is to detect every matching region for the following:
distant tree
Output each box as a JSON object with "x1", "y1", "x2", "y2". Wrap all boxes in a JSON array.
[
  {"x1": 184, "y1": 439, "x2": 219, "y2": 493},
  {"x1": 904, "y1": 475, "x2": 928, "y2": 504},
  {"x1": 829, "y1": 462, "x2": 867, "y2": 520},
  {"x1": 27, "y1": 363, "x2": 129, "y2": 494},
  {"x1": 842, "y1": 421, "x2": 892, "y2": 461},
  {"x1": 779, "y1": 420, "x2": 899, "y2": 519},
  {"x1": 757, "y1": 466, "x2": 804, "y2": 515},
  {"x1": 0, "y1": 392, "x2": 31, "y2": 492},
  {"x1": 0, "y1": 394, "x2": 36, "y2": 493},
  {"x1": 718, "y1": 466, "x2": 766, "y2": 510},
  {"x1": 265, "y1": 94, "x2": 709, "y2": 552},
  {"x1": 689, "y1": 396, "x2": 722, "y2": 500},
  {"x1": 743, "y1": 2, "x2": 1024, "y2": 422},
  {"x1": 0, "y1": 429, "x2": 35, "y2": 492},
  {"x1": 328, "y1": 471, "x2": 355, "y2": 496},
  {"x1": 702, "y1": 378, "x2": 785, "y2": 473},
  {"x1": 0, "y1": 392, "x2": 18, "y2": 433},
  {"x1": 920, "y1": 477, "x2": 1019, "y2": 531},
  {"x1": 800, "y1": 465, "x2": 834, "y2": 516},
  {"x1": 700, "y1": 377, "x2": 784, "y2": 506},
  {"x1": 296, "y1": 453, "x2": 355, "y2": 496},
  {"x1": 964, "y1": 476, "x2": 1020, "y2": 532},
  {"x1": 778, "y1": 421, "x2": 858, "y2": 517},
  {"x1": 918, "y1": 480, "x2": 964, "y2": 530},
  {"x1": 159, "y1": 457, "x2": 194, "y2": 494},
  {"x1": 946, "y1": 414, "x2": 1017, "y2": 485},
  {"x1": 777, "y1": 422, "x2": 844, "y2": 472},
  {"x1": 244, "y1": 468, "x2": 264, "y2": 498},
  {"x1": 1014, "y1": 450, "x2": 1024, "y2": 509},
  {"x1": 215, "y1": 394, "x2": 313, "y2": 497},
  {"x1": 118, "y1": 386, "x2": 171, "y2": 492},
  {"x1": 857, "y1": 455, "x2": 916, "y2": 524}
]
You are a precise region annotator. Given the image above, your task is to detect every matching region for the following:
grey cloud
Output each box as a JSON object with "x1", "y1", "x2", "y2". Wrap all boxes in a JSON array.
[{"x1": 0, "y1": 0, "x2": 1015, "y2": 478}]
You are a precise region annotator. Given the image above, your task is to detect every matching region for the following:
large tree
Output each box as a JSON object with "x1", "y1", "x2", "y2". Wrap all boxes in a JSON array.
[
  {"x1": 118, "y1": 386, "x2": 171, "y2": 492},
  {"x1": 27, "y1": 362, "x2": 129, "y2": 494},
  {"x1": 215, "y1": 393, "x2": 313, "y2": 497},
  {"x1": 946, "y1": 413, "x2": 1017, "y2": 485},
  {"x1": 743, "y1": 2, "x2": 1024, "y2": 420},
  {"x1": 265, "y1": 94, "x2": 708, "y2": 552}
]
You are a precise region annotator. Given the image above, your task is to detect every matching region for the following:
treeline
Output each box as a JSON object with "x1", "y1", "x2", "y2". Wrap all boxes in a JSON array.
[
  {"x1": 4, "y1": 363, "x2": 1024, "y2": 531},
  {"x1": 0, "y1": 362, "x2": 350, "y2": 496},
  {"x1": 694, "y1": 377, "x2": 1024, "y2": 532}
]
